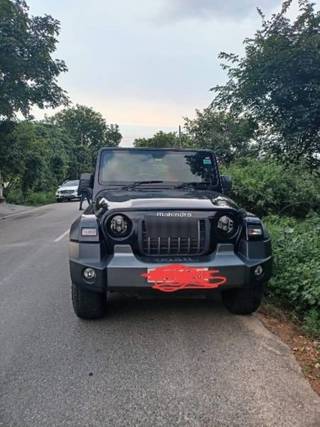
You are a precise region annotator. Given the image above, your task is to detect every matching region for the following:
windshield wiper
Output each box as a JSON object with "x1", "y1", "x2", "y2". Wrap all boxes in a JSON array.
[
  {"x1": 121, "y1": 180, "x2": 165, "y2": 190},
  {"x1": 174, "y1": 182, "x2": 212, "y2": 190}
]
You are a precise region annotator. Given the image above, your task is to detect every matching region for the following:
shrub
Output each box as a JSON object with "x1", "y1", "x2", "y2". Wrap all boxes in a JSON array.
[
  {"x1": 264, "y1": 215, "x2": 320, "y2": 337},
  {"x1": 6, "y1": 188, "x2": 56, "y2": 206},
  {"x1": 5, "y1": 188, "x2": 25, "y2": 205},
  {"x1": 224, "y1": 159, "x2": 320, "y2": 217},
  {"x1": 24, "y1": 191, "x2": 56, "y2": 206}
]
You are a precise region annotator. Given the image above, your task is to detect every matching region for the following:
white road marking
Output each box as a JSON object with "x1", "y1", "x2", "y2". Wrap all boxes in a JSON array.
[{"x1": 54, "y1": 229, "x2": 69, "y2": 242}]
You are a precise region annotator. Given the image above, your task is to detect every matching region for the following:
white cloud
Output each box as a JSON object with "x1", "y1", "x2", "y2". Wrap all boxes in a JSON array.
[
  {"x1": 158, "y1": 0, "x2": 280, "y2": 21},
  {"x1": 29, "y1": 0, "x2": 314, "y2": 143}
]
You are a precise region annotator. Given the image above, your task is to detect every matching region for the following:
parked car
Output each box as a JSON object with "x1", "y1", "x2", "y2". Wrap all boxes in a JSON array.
[
  {"x1": 69, "y1": 148, "x2": 272, "y2": 319},
  {"x1": 56, "y1": 180, "x2": 80, "y2": 202}
]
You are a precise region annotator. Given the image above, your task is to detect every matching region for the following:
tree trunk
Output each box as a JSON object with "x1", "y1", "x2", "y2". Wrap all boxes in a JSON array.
[{"x1": 0, "y1": 171, "x2": 4, "y2": 203}]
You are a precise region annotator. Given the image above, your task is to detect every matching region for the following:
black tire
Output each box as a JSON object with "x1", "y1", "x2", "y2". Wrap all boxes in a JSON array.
[
  {"x1": 56, "y1": 199, "x2": 62, "y2": 203},
  {"x1": 72, "y1": 283, "x2": 107, "y2": 319},
  {"x1": 222, "y1": 283, "x2": 265, "y2": 315}
]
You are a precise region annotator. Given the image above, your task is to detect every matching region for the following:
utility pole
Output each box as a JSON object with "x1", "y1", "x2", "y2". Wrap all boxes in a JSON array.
[{"x1": 178, "y1": 125, "x2": 182, "y2": 147}]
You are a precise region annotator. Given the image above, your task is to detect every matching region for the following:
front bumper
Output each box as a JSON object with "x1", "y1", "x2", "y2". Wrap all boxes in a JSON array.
[
  {"x1": 69, "y1": 242, "x2": 272, "y2": 294},
  {"x1": 56, "y1": 194, "x2": 79, "y2": 200}
]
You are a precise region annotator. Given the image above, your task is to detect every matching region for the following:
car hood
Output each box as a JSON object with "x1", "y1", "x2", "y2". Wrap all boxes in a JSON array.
[{"x1": 95, "y1": 189, "x2": 240, "y2": 211}]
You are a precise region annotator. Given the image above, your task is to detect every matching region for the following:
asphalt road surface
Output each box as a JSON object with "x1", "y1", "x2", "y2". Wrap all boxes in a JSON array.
[{"x1": 1, "y1": 202, "x2": 320, "y2": 427}]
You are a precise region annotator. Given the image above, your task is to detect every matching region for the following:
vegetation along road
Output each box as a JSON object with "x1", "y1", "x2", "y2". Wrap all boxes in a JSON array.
[{"x1": 0, "y1": 202, "x2": 319, "y2": 426}]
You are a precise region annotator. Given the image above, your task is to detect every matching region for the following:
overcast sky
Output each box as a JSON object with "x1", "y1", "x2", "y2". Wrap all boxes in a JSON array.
[{"x1": 28, "y1": 0, "x2": 305, "y2": 145}]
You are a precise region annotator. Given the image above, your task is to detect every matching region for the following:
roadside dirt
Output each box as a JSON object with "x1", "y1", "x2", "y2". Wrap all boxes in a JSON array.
[{"x1": 258, "y1": 305, "x2": 320, "y2": 396}]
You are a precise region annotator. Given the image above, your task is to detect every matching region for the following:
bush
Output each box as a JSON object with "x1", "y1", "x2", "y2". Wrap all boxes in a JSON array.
[
  {"x1": 264, "y1": 215, "x2": 320, "y2": 337},
  {"x1": 5, "y1": 189, "x2": 55, "y2": 206},
  {"x1": 5, "y1": 188, "x2": 25, "y2": 205},
  {"x1": 225, "y1": 159, "x2": 320, "y2": 217},
  {"x1": 24, "y1": 191, "x2": 56, "y2": 206}
]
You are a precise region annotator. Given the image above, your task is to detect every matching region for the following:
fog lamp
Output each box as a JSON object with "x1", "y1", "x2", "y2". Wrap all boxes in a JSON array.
[
  {"x1": 254, "y1": 265, "x2": 264, "y2": 277},
  {"x1": 83, "y1": 268, "x2": 96, "y2": 282}
]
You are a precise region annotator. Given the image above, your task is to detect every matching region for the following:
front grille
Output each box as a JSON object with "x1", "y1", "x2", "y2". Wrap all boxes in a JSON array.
[{"x1": 141, "y1": 216, "x2": 208, "y2": 256}]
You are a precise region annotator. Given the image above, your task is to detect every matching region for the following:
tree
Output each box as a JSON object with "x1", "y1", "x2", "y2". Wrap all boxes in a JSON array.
[
  {"x1": 105, "y1": 124, "x2": 122, "y2": 147},
  {"x1": 51, "y1": 105, "x2": 122, "y2": 176},
  {"x1": 0, "y1": 0, "x2": 68, "y2": 200},
  {"x1": 184, "y1": 108, "x2": 257, "y2": 163},
  {"x1": 0, "y1": 121, "x2": 26, "y2": 192},
  {"x1": 212, "y1": 0, "x2": 320, "y2": 169},
  {"x1": 0, "y1": 121, "x2": 69, "y2": 195},
  {"x1": 134, "y1": 131, "x2": 189, "y2": 148},
  {"x1": 0, "y1": 0, "x2": 68, "y2": 119}
]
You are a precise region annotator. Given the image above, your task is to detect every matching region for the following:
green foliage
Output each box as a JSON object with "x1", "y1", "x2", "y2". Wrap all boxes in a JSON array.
[
  {"x1": 134, "y1": 131, "x2": 188, "y2": 148},
  {"x1": 0, "y1": 121, "x2": 26, "y2": 186},
  {"x1": 213, "y1": 0, "x2": 320, "y2": 169},
  {"x1": 184, "y1": 108, "x2": 257, "y2": 163},
  {"x1": 265, "y1": 215, "x2": 320, "y2": 336},
  {"x1": 224, "y1": 158, "x2": 320, "y2": 217},
  {"x1": 105, "y1": 124, "x2": 123, "y2": 147},
  {"x1": 303, "y1": 309, "x2": 320, "y2": 337},
  {"x1": 0, "y1": 120, "x2": 70, "y2": 195},
  {"x1": 5, "y1": 188, "x2": 55, "y2": 205},
  {"x1": 5, "y1": 187, "x2": 24, "y2": 204},
  {"x1": 23, "y1": 191, "x2": 56, "y2": 206},
  {"x1": 51, "y1": 104, "x2": 121, "y2": 175},
  {"x1": 1, "y1": 106, "x2": 122, "y2": 202},
  {"x1": 0, "y1": 0, "x2": 68, "y2": 119}
]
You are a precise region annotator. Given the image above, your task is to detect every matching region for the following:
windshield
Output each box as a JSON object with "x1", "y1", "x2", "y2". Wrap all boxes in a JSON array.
[
  {"x1": 62, "y1": 180, "x2": 79, "y2": 187},
  {"x1": 99, "y1": 150, "x2": 218, "y2": 186}
]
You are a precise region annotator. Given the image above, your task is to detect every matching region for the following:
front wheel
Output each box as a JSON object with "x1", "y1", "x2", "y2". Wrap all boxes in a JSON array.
[
  {"x1": 72, "y1": 283, "x2": 107, "y2": 319},
  {"x1": 222, "y1": 283, "x2": 265, "y2": 315}
]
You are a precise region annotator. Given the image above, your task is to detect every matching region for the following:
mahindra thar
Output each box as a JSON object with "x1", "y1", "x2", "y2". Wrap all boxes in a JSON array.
[{"x1": 69, "y1": 148, "x2": 272, "y2": 319}]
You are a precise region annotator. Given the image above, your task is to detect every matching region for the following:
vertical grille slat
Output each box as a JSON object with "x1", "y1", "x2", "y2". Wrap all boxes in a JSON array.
[{"x1": 141, "y1": 216, "x2": 207, "y2": 257}]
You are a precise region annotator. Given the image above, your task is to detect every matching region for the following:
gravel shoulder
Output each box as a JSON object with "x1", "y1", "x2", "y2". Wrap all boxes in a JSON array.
[{"x1": 259, "y1": 305, "x2": 320, "y2": 396}]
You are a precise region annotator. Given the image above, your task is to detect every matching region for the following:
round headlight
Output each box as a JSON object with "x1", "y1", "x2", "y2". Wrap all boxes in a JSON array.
[
  {"x1": 108, "y1": 214, "x2": 131, "y2": 238},
  {"x1": 217, "y1": 215, "x2": 234, "y2": 234},
  {"x1": 215, "y1": 214, "x2": 238, "y2": 240}
]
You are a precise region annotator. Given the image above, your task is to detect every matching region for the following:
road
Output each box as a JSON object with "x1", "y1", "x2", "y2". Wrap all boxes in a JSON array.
[{"x1": 0, "y1": 202, "x2": 319, "y2": 427}]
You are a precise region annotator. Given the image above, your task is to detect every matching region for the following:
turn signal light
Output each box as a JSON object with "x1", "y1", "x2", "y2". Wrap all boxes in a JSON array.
[
  {"x1": 247, "y1": 224, "x2": 263, "y2": 238},
  {"x1": 81, "y1": 228, "x2": 97, "y2": 237}
]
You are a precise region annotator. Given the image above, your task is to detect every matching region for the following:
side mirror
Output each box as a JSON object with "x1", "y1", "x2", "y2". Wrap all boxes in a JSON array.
[{"x1": 221, "y1": 175, "x2": 232, "y2": 194}]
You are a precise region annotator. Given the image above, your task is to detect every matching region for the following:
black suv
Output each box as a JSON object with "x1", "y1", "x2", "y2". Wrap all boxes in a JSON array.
[{"x1": 69, "y1": 148, "x2": 272, "y2": 319}]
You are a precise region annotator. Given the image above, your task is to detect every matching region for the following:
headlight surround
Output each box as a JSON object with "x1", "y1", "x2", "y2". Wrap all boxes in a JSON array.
[{"x1": 106, "y1": 214, "x2": 132, "y2": 238}]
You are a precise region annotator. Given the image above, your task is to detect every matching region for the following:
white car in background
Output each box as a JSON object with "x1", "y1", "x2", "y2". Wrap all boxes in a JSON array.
[{"x1": 56, "y1": 180, "x2": 80, "y2": 202}]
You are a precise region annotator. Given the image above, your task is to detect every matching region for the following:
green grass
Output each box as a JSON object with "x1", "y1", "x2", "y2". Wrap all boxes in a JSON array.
[{"x1": 6, "y1": 190, "x2": 56, "y2": 206}]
